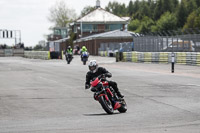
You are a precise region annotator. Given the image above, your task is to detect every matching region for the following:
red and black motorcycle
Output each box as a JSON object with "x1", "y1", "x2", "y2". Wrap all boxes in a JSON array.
[{"x1": 89, "y1": 74, "x2": 127, "y2": 114}]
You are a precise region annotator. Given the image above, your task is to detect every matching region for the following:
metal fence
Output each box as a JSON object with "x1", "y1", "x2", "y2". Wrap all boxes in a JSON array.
[
  {"x1": 134, "y1": 29, "x2": 200, "y2": 52},
  {"x1": 99, "y1": 42, "x2": 133, "y2": 53}
]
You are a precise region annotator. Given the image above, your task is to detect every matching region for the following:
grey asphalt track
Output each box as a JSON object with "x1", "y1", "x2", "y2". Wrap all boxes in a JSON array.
[{"x1": 0, "y1": 56, "x2": 200, "y2": 133}]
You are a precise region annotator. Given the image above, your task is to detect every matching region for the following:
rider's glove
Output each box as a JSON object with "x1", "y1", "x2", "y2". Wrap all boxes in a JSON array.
[
  {"x1": 105, "y1": 73, "x2": 112, "y2": 78},
  {"x1": 85, "y1": 84, "x2": 90, "y2": 89},
  {"x1": 91, "y1": 87, "x2": 97, "y2": 92}
]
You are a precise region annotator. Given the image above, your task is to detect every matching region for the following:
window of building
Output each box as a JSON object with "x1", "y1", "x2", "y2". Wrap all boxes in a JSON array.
[
  {"x1": 54, "y1": 29, "x2": 61, "y2": 35},
  {"x1": 74, "y1": 25, "x2": 77, "y2": 33},
  {"x1": 93, "y1": 24, "x2": 97, "y2": 32},
  {"x1": 105, "y1": 24, "x2": 123, "y2": 31},
  {"x1": 82, "y1": 24, "x2": 93, "y2": 32},
  {"x1": 61, "y1": 29, "x2": 67, "y2": 38}
]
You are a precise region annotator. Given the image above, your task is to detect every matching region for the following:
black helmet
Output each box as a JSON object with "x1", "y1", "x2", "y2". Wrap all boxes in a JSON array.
[{"x1": 88, "y1": 60, "x2": 98, "y2": 73}]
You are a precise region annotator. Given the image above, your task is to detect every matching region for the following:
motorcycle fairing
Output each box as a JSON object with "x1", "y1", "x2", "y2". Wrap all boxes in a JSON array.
[{"x1": 91, "y1": 78, "x2": 100, "y2": 87}]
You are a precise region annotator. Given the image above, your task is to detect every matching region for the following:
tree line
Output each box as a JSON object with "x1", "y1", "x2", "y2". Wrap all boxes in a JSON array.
[{"x1": 104, "y1": 0, "x2": 200, "y2": 34}]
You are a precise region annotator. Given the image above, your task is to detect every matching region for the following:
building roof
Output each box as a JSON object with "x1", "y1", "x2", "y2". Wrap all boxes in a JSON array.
[
  {"x1": 121, "y1": 17, "x2": 131, "y2": 21},
  {"x1": 75, "y1": 30, "x2": 135, "y2": 43},
  {"x1": 53, "y1": 37, "x2": 70, "y2": 43},
  {"x1": 76, "y1": 8, "x2": 128, "y2": 23}
]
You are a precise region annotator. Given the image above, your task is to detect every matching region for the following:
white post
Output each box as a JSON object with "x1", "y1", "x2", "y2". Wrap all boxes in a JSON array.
[{"x1": 81, "y1": 20, "x2": 83, "y2": 38}]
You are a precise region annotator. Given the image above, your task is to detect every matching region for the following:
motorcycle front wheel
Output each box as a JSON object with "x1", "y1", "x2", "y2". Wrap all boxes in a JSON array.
[
  {"x1": 117, "y1": 99, "x2": 127, "y2": 113},
  {"x1": 66, "y1": 58, "x2": 70, "y2": 64},
  {"x1": 99, "y1": 95, "x2": 114, "y2": 114}
]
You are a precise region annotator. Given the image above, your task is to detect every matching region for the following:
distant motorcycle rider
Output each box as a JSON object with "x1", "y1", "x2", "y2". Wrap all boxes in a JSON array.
[
  {"x1": 81, "y1": 46, "x2": 87, "y2": 53},
  {"x1": 66, "y1": 46, "x2": 73, "y2": 54},
  {"x1": 85, "y1": 60, "x2": 124, "y2": 98},
  {"x1": 65, "y1": 46, "x2": 73, "y2": 62},
  {"x1": 80, "y1": 46, "x2": 88, "y2": 61}
]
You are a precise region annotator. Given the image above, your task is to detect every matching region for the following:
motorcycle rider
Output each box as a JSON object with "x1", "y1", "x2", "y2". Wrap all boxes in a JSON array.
[
  {"x1": 81, "y1": 46, "x2": 87, "y2": 53},
  {"x1": 85, "y1": 60, "x2": 124, "y2": 98},
  {"x1": 65, "y1": 46, "x2": 73, "y2": 61},
  {"x1": 80, "y1": 46, "x2": 88, "y2": 61},
  {"x1": 66, "y1": 46, "x2": 73, "y2": 54}
]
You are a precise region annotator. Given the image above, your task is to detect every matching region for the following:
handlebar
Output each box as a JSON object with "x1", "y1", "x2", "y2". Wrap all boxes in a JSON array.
[{"x1": 98, "y1": 74, "x2": 106, "y2": 79}]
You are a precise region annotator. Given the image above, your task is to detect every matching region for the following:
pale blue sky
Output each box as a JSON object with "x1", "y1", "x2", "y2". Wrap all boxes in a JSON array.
[{"x1": 0, "y1": 0, "x2": 131, "y2": 47}]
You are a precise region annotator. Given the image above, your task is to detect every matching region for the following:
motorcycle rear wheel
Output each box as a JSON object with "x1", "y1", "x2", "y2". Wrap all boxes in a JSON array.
[{"x1": 99, "y1": 96, "x2": 114, "y2": 114}]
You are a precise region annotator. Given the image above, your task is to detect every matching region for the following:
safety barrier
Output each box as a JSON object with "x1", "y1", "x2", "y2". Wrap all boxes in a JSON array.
[
  {"x1": 98, "y1": 51, "x2": 118, "y2": 57},
  {"x1": 152, "y1": 52, "x2": 160, "y2": 63},
  {"x1": 0, "y1": 50, "x2": 51, "y2": 60},
  {"x1": 13, "y1": 49, "x2": 24, "y2": 56},
  {"x1": 24, "y1": 51, "x2": 50, "y2": 60},
  {"x1": 122, "y1": 52, "x2": 200, "y2": 66},
  {"x1": 176, "y1": 52, "x2": 186, "y2": 65},
  {"x1": 99, "y1": 50, "x2": 200, "y2": 66},
  {"x1": 98, "y1": 51, "x2": 108, "y2": 57},
  {"x1": 0, "y1": 49, "x2": 24, "y2": 57},
  {"x1": 132, "y1": 52, "x2": 138, "y2": 62},
  {"x1": 144, "y1": 52, "x2": 152, "y2": 63},
  {"x1": 159, "y1": 52, "x2": 169, "y2": 63},
  {"x1": 195, "y1": 53, "x2": 200, "y2": 66},
  {"x1": 137, "y1": 52, "x2": 144, "y2": 63},
  {"x1": 0, "y1": 49, "x2": 4, "y2": 57}
]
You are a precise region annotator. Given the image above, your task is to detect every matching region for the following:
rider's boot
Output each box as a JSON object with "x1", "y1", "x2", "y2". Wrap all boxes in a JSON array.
[{"x1": 116, "y1": 91, "x2": 124, "y2": 98}]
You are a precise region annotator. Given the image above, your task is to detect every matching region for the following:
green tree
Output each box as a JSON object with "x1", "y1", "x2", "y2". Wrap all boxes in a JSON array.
[
  {"x1": 136, "y1": 16, "x2": 155, "y2": 33},
  {"x1": 128, "y1": 0, "x2": 134, "y2": 16},
  {"x1": 147, "y1": 0, "x2": 152, "y2": 5},
  {"x1": 33, "y1": 44, "x2": 43, "y2": 51},
  {"x1": 149, "y1": 0, "x2": 157, "y2": 18},
  {"x1": 133, "y1": 0, "x2": 140, "y2": 13},
  {"x1": 151, "y1": 25, "x2": 159, "y2": 32},
  {"x1": 183, "y1": 7, "x2": 200, "y2": 30},
  {"x1": 156, "y1": 12, "x2": 177, "y2": 31},
  {"x1": 105, "y1": 1, "x2": 125, "y2": 16},
  {"x1": 195, "y1": 0, "x2": 200, "y2": 7},
  {"x1": 162, "y1": 0, "x2": 174, "y2": 13},
  {"x1": 176, "y1": 0, "x2": 187, "y2": 28},
  {"x1": 185, "y1": 0, "x2": 197, "y2": 16},
  {"x1": 119, "y1": 4, "x2": 127, "y2": 16},
  {"x1": 80, "y1": 6, "x2": 96, "y2": 17},
  {"x1": 69, "y1": 32, "x2": 76, "y2": 47},
  {"x1": 154, "y1": 0, "x2": 163, "y2": 20},
  {"x1": 173, "y1": 0, "x2": 179, "y2": 10},
  {"x1": 132, "y1": 0, "x2": 150, "y2": 20},
  {"x1": 139, "y1": 0, "x2": 151, "y2": 17},
  {"x1": 128, "y1": 19, "x2": 140, "y2": 31}
]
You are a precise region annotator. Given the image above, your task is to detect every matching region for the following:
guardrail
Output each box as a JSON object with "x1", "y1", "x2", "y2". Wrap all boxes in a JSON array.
[
  {"x1": 0, "y1": 49, "x2": 24, "y2": 57},
  {"x1": 0, "y1": 49, "x2": 54, "y2": 60},
  {"x1": 99, "y1": 51, "x2": 108, "y2": 57},
  {"x1": 121, "y1": 52, "x2": 200, "y2": 66},
  {"x1": 24, "y1": 51, "x2": 50, "y2": 60},
  {"x1": 0, "y1": 49, "x2": 4, "y2": 56},
  {"x1": 98, "y1": 51, "x2": 200, "y2": 66},
  {"x1": 13, "y1": 49, "x2": 24, "y2": 56}
]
